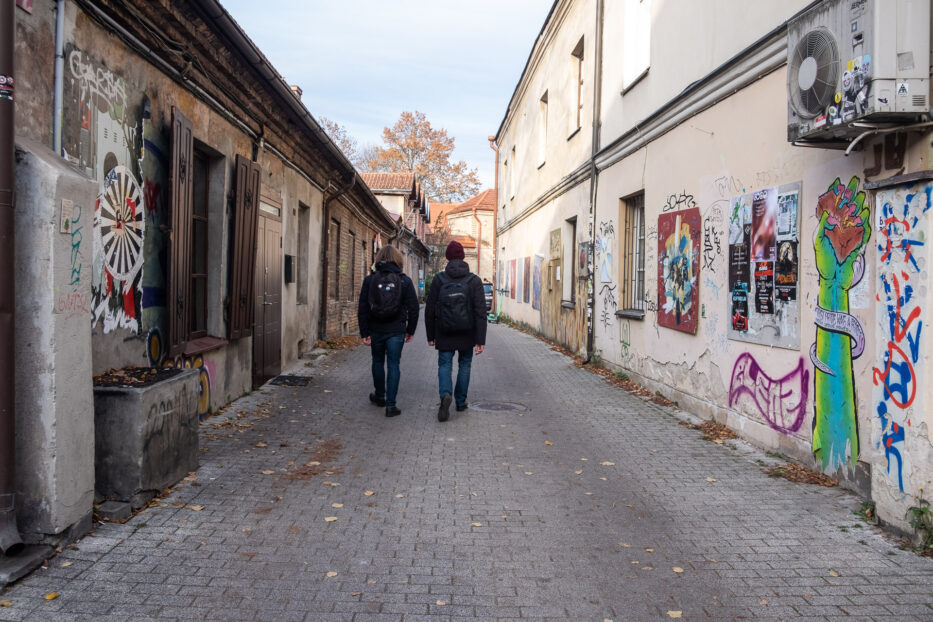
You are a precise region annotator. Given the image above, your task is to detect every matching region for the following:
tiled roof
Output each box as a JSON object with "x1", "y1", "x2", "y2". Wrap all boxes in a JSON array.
[
  {"x1": 450, "y1": 189, "x2": 497, "y2": 214},
  {"x1": 426, "y1": 202, "x2": 460, "y2": 232},
  {"x1": 359, "y1": 172, "x2": 416, "y2": 193},
  {"x1": 450, "y1": 234, "x2": 477, "y2": 249}
]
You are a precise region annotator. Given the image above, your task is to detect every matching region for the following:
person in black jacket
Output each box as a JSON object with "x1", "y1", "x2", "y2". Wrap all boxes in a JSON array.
[
  {"x1": 425, "y1": 240, "x2": 487, "y2": 422},
  {"x1": 357, "y1": 245, "x2": 419, "y2": 417}
]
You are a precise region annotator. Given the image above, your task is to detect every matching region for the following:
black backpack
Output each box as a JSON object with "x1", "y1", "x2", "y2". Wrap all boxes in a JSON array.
[
  {"x1": 369, "y1": 269, "x2": 403, "y2": 320},
  {"x1": 436, "y1": 272, "x2": 474, "y2": 333}
]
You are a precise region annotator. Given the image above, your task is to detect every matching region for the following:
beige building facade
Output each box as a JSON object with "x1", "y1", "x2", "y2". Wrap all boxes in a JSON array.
[{"x1": 496, "y1": 0, "x2": 933, "y2": 531}]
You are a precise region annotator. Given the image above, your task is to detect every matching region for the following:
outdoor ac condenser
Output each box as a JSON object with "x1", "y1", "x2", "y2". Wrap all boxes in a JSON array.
[{"x1": 787, "y1": 0, "x2": 931, "y2": 143}]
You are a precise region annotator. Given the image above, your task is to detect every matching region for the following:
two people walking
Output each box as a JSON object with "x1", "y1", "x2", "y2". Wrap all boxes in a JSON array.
[{"x1": 357, "y1": 241, "x2": 487, "y2": 420}]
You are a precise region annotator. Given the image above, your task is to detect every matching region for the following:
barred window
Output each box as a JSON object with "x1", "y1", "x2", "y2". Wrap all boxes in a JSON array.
[{"x1": 620, "y1": 193, "x2": 645, "y2": 314}]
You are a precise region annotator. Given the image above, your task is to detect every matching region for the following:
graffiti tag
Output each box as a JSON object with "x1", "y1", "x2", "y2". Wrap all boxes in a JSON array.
[
  {"x1": 729, "y1": 353, "x2": 809, "y2": 434},
  {"x1": 662, "y1": 191, "x2": 697, "y2": 213}
]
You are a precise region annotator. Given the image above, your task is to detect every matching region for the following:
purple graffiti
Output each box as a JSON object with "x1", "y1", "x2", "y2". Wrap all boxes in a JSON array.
[{"x1": 728, "y1": 353, "x2": 809, "y2": 433}]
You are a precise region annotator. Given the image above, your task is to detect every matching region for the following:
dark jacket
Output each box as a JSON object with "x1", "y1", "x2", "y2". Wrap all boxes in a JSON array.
[
  {"x1": 357, "y1": 261, "x2": 419, "y2": 338},
  {"x1": 425, "y1": 260, "x2": 487, "y2": 352}
]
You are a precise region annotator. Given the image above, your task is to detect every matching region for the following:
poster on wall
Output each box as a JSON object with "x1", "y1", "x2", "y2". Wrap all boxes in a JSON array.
[
  {"x1": 523, "y1": 257, "x2": 531, "y2": 303},
  {"x1": 727, "y1": 182, "x2": 801, "y2": 349},
  {"x1": 510, "y1": 260, "x2": 517, "y2": 299},
  {"x1": 656, "y1": 207, "x2": 701, "y2": 334},
  {"x1": 532, "y1": 255, "x2": 543, "y2": 309},
  {"x1": 516, "y1": 258, "x2": 524, "y2": 303}
]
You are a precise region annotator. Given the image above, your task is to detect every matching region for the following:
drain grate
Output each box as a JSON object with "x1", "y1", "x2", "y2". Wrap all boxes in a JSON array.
[
  {"x1": 468, "y1": 401, "x2": 526, "y2": 413},
  {"x1": 269, "y1": 375, "x2": 312, "y2": 387}
]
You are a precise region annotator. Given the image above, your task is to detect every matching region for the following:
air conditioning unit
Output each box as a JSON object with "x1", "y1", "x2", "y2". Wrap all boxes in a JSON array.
[{"x1": 787, "y1": 0, "x2": 931, "y2": 143}]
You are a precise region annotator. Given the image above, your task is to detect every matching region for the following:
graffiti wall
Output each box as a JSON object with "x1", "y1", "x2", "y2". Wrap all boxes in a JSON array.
[
  {"x1": 656, "y1": 207, "x2": 701, "y2": 333},
  {"x1": 727, "y1": 182, "x2": 801, "y2": 349},
  {"x1": 63, "y1": 46, "x2": 146, "y2": 335},
  {"x1": 872, "y1": 181, "x2": 929, "y2": 493},
  {"x1": 811, "y1": 176, "x2": 871, "y2": 471}
]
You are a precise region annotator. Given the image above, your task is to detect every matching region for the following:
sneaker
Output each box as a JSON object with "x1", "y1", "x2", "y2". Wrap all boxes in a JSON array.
[
  {"x1": 438, "y1": 395, "x2": 452, "y2": 422},
  {"x1": 369, "y1": 392, "x2": 386, "y2": 407},
  {"x1": 456, "y1": 403, "x2": 468, "y2": 412},
  {"x1": 385, "y1": 406, "x2": 401, "y2": 417}
]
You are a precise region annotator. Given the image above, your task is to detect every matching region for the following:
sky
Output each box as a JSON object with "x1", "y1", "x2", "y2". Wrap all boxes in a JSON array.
[{"x1": 219, "y1": 0, "x2": 554, "y2": 192}]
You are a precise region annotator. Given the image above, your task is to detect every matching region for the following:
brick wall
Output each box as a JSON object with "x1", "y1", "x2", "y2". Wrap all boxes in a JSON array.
[{"x1": 324, "y1": 200, "x2": 379, "y2": 338}]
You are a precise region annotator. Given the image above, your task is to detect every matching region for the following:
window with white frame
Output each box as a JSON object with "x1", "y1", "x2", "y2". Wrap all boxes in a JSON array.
[
  {"x1": 510, "y1": 145, "x2": 517, "y2": 199},
  {"x1": 571, "y1": 37, "x2": 584, "y2": 133},
  {"x1": 563, "y1": 216, "x2": 577, "y2": 303},
  {"x1": 622, "y1": 0, "x2": 651, "y2": 92},
  {"x1": 538, "y1": 91, "x2": 548, "y2": 166}
]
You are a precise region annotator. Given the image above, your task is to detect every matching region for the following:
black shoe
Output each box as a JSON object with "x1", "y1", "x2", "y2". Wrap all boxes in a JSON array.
[
  {"x1": 369, "y1": 392, "x2": 386, "y2": 407},
  {"x1": 456, "y1": 403, "x2": 468, "y2": 412},
  {"x1": 385, "y1": 407, "x2": 401, "y2": 417},
  {"x1": 438, "y1": 395, "x2": 452, "y2": 422}
]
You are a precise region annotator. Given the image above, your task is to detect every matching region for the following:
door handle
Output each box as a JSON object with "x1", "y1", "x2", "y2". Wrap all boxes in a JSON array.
[{"x1": 263, "y1": 302, "x2": 273, "y2": 305}]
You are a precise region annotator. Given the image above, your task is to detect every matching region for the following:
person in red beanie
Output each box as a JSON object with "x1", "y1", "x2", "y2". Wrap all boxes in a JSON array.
[{"x1": 424, "y1": 240, "x2": 487, "y2": 422}]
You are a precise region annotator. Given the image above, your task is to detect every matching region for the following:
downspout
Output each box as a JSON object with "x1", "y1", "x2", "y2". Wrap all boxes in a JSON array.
[
  {"x1": 488, "y1": 137, "x2": 499, "y2": 312},
  {"x1": 0, "y1": 0, "x2": 24, "y2": 555},
  {"x1": 583, "y1": 0, "x2": 605, "y2": 365},
  {"x1": 317, "y1": 173, "x2": 356, "y2": 340},
  {"x1": 53, "y1": 0, "x2": 65, "y2": 154},
  {"x1": 472, "y1": 207, "x2": 482, "y2": 278}
]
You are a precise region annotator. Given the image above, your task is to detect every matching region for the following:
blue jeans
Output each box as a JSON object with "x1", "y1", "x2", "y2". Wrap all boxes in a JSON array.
[
  {"x1": 438, "y1": 349, "x2": 473, "y2": 407},
  {"x1": 370, "y1": 332, "x2": 405, "y2": 408}
]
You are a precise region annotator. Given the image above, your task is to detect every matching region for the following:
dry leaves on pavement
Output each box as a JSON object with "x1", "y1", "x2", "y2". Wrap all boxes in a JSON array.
[{"x1": 766, "y1": 463, "x2": 838, "y2": 487}]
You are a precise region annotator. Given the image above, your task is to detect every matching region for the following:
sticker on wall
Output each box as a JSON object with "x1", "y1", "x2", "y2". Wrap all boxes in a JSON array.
[
  {"x1": 656, "y1": 207, "x2": 701, "y2": 334},
  {"x1": 727, "y1": 182, "x2": 801, "y2": 349}
]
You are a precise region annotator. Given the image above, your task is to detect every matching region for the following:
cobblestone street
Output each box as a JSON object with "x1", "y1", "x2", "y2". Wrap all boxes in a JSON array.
[{"x1": 4, "y1": 324, "x2": 933, "y2": 621}]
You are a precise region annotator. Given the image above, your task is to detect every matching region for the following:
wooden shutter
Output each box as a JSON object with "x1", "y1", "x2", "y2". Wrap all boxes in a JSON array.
[
  {"x1": 167, "y1": 107, "x2": 194, "y2": 358},
  {"x1": 229, "y1": 154, "x2": 261, "y2": 339}
]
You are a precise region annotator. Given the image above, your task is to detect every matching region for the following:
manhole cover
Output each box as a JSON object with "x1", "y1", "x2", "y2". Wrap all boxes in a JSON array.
[
  {"x1": 468, "y1": 401, "x2": 525, "y2": 413},
  {"x1": 269, "y1": 375, "x2": 312, "y2": 387}
]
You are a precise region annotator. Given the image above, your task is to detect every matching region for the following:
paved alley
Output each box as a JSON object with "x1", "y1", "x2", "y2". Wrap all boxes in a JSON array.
[{"x1": 4, "y1": 324, "x2": 933, "y2": 621}]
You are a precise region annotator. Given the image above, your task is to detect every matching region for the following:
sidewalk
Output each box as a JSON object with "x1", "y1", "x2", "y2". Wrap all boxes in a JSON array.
[{"x1": 3, "y1": 324, "x2": 933, "y2": 621}]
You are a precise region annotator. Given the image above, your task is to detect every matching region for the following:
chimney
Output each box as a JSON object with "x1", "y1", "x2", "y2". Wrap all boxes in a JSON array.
[{"x1": 289, "y1": 85, "x2": 302, "y2": 99}]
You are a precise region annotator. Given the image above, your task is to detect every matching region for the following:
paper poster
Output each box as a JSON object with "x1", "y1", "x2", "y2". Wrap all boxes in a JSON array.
[
  {"x1": 523, "y1": 257, "x2": 531, "y2": 303},
  {"x1": 509, "y1": 259, "x2": 516, "y2": 299},
  {"x1": 728, "y1": 182, "x2": 801, "y2": 349},
  {"x1": 532, "y1": 255, "x2": 543, "y2": 309}
]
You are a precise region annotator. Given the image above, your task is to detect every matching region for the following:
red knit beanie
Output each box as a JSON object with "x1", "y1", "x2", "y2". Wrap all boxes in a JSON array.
[{"x1": 445, "y1": 240, "x2": 465, "y2": 260}]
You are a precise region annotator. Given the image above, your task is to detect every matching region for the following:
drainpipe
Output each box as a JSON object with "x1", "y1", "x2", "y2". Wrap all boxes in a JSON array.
[
  {"x1": 583, "y1": 0, "x2": 605, "y2": 365},
  {"x1": 317, "y1": 173, "x2": 356, "y2": 340},
  {"x1": 488, "y1": 137, "x2": 498, "y2": 311},
  {"x1": 52, "y1": 0, "x2": 64, "y2": 154},
  {"x1": 0, "y1": 0, "x2": 24, "y2": 555},
  {"x1": 472, "y1": 206, "x2": 482, "y2": 279}
]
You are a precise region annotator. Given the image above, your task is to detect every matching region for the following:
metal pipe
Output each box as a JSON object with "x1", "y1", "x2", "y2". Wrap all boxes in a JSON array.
[
  {"x1": 0, "y1": 0, "x2": 25, "y2": 556},
  {"x1": 488, "y1": 137, "x2": 498, "y2": 311},
  {"x1": 53, "y1": 0, "x2": 65, "y2": 154}
]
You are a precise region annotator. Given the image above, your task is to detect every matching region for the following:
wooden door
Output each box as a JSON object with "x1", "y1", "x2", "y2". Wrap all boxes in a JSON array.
[{"x1": 252, "y1": 213, "x2": 282, "y2": 386}]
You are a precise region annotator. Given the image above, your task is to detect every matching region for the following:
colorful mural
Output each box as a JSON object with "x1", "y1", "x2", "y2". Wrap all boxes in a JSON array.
[
  {"x1": 147, "y1": 329, "x2": 214, "y2": 419},
  {"x1": 872, "y1": 181, "x2": 929, "y2": 492},
  {"x1": 532, "y1": 255, "x2": 543, "y2": 310},
  {"x1": 811, "y1": 176, "x2": 871, "y2": 471},
  {"x1": 656, "y1": 207, "x2": 701, "y2": 333}
]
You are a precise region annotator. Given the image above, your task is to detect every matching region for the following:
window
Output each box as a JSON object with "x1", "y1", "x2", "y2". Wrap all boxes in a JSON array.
[
  {"x1": 347, "y1": 231, "x2": 357, "y2": 300},
  {"x1": 502, "y1": 159, "x2": 509, "y2": 210},
  {"x1": 538, "y1": 91, "x2": 548, "y2": 166},
  {"x1": 563, "y1": 216, "x2": 577, "y2": 303},
  {"x1": 297, "y1": 203, "x2": 310, "y2": 304},
  {"x1": 622, "y1": 0, "x2": 651, "y2": 92},
  {"x1": 328, "y1": 219, "x2": 340, "y2": 300},
  {"x1": 509, "y1": 146, "x2": 516, "y2": 199},
  {"x1": 571, "y1": 37, "x2": 584, "y2": 133},
  {"x1": 190, "y1": 150, "x2": 209, "y2": 338},
  {"x1": 620, "y1": 193, "x2": 646, "y2": 314}
]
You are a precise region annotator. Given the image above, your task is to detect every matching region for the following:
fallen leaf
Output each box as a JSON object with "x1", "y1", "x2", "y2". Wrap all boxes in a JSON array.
[
  {"x1": 641, "y1": 566, "x2": 654, "y2": 571},
  {"x1": 581, "y1": 458, "x2": 589, "y2": 461},
  {"x1": 288, "y1": 525, "x2": 300, "y2": 534},
  {"x1": 364, "y1": 491, "x2": 375, "y2": 497},
  {"x1": 829, "y1": 569, "x2": 840, "y2": 577},
  {"x1": 325, "y1": 571, "x2": 338, "y2": 578},
  {"x1": 672, "y1": 567, "x2": 684, "y2": 573},
  {"x1": 471, "y1": 522, "x2": 482, "y2": 527},
  {"x1": 706, "y1": 477, "x2": 717, "y2": 483},
  {"x1": 331, "y1": 503, "x2": 343, "y2": 508},
  {"x1": 255, "y1": 442, "x2": 268, "y2": 448},
  {"x1": 307, "y1": 461, "x2": 321, "y2": 466},
  {"x1": 261, "y1": 470, "x2": 275, "y2": 475},
  {"x1": 186, "y1": 504, "x2": 204, "y2": 511},
  {"x1": 575, "y1": 470, "x2": 583, "y2": 475},
  {"x1": 323, "y1": 390, "x2": 332, "y2": 393},
  {"x1": 44, "y1": 593, "x2": 59, "y2": 601},
  {"x1": 667, "y1": 612, "x2": 682, "y2": 619},
  {"x1": 61, "y1": 561, "x2": 73, "y2": 567},
  {"x1": 619, "y1": 542, "x2": 631, "y2": 548},
  {"x1": 600, "y1": 461, "x2": 615, "y2": 466},
  {"x1": 545, "y1": 441, "x2": 553, "y2": 446},
  {"x1": 395, "y1": 494, "x2": 404, "y2": 498},
  {"x1": 324, "y1": 516, "x2": 338, "y2": 522},
  {"x1": 714, "y1": 439, "x2": 724, "y2": 444},
  {"x1": 351, "y1": 592, "x2": 362, "y2": 596},
  {"x1": 645, "y1": 548, "x2": 654, "y2": 553},
  {"x1": 436, "y1": 600, "x2": 447, "y2": 606},
  {"x1": 759, "y1": 599, "x2": 769, "y2": 605},
  {"x1": 0, "y1": 600, "x2": 11, "y2": 607},
  {"x1": 600, "y1": 477, "x2": 607, "y2": 481}
]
